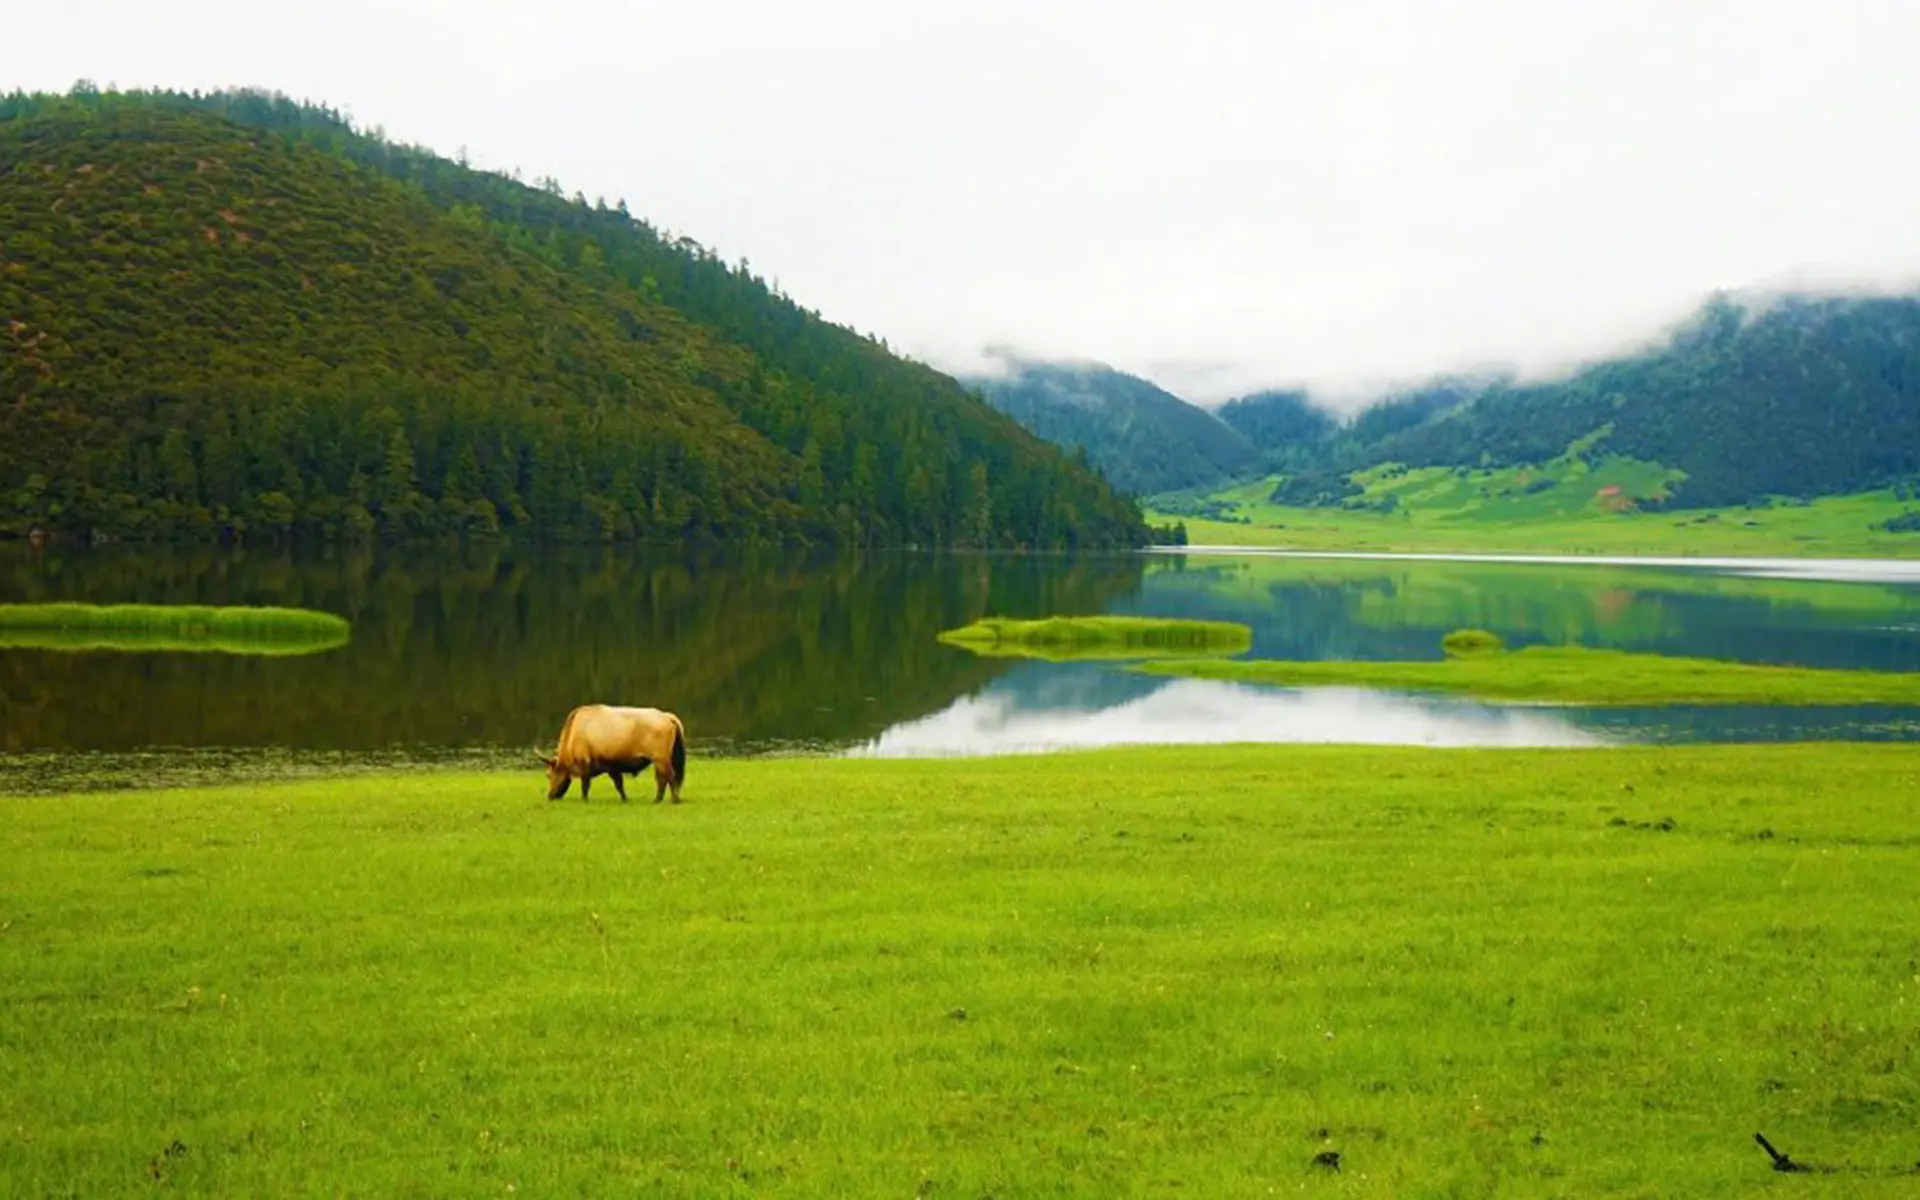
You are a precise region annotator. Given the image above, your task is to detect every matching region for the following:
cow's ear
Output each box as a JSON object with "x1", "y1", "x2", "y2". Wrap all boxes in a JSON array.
[{"x1": 537, "y1": 753, "x2": 556, "y2": 768}]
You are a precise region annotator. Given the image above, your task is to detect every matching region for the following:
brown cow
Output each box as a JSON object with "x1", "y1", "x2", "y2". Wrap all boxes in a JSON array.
[{"x1": 539, "y1": 704, "x2": 687, "y2": 804}]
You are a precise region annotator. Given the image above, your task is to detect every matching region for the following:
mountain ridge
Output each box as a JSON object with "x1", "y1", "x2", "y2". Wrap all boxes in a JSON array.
[
  {"x1": 965, "y1": 358, "x2": 1260, "y2": 496},
  {"x1": 1150, "y1": 292, "x2": 1920, "y2": 510}
]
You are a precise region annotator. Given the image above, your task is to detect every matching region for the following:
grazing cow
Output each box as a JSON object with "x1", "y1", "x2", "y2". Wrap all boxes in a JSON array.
[{"x1": 539, "y1": 704, "x2": 687, "y2": 804}]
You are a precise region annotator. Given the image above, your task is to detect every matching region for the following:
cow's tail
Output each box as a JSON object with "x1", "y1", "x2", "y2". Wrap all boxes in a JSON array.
[{"x1": 671, "y1": 716, "x2": 687, "y2": 784}]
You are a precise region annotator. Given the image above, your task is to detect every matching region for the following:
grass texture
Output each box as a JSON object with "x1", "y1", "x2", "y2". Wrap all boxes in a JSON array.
[
  {"x1": 4, "y1": 747, "x2": 1919, "y2": 1195},
  {"x1": 1150, "y1": 475, "x2": 1920, "y2": 559}
]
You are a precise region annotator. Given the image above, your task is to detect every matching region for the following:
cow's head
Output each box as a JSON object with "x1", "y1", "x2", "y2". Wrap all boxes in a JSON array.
[{"x1": 538, "y1": 753, "x2": 572, "y2": 800}]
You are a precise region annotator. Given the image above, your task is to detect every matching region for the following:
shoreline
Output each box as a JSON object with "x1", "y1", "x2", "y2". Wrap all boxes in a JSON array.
[
  {"x1": 1148, "y1": 543, "x2": 1920, "y2": 583},
  {"x1": 11, "y1": 736, "x2": 1920, "y2": 799}
]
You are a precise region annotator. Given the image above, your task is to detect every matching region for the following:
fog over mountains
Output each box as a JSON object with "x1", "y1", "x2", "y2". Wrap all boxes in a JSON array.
[{"x1": 971, "y1": 289, "x2": 1920, "y2": 508}]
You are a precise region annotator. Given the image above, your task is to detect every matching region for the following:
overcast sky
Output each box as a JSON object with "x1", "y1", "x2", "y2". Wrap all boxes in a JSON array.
[{"x1": 12, "y1": 1, "x2": 1920, "y2": 408}]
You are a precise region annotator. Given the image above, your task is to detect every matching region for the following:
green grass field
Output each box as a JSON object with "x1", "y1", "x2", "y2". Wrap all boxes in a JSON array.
[
  {"x1": 1137, "y1": 637, "x2": 1920, "y2": 705},
  {"x1": 938, "y1": 616, "x2": 1253, "y2": 661},
  {"x1": 1150, "y1": 471, "x2": 1920, "y2": 558},
  {"x1": 0, "y1": 603, "x2": 350, "y2": 655},
  {"x1": 6, "y1": 749, "x2": 1919, "y2": 1195}
]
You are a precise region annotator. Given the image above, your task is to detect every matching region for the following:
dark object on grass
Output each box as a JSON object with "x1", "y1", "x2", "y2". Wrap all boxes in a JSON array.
[
  {"x1": 1312, "y1": 1150, "x2": 1341, "y2": 1171},
  {"x1": 1755, "y1": 1131, "x2": 1809, "y2": 1173}
]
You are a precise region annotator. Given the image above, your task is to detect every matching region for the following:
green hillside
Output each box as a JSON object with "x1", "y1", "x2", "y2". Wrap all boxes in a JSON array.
[
  {"x1": 1204, "y1": 295, "x2": 1920, "y2": 516},
  {"x1": 1367, "y1": 294, "x2": 1920, "y2": 507},
  {"x1": 967, "y1": 360, "x2": 1260, "y2": 495},
  {"x1": 0, "y1": 89, "x2": 1145, "y2": 549},
  {"x1": 1151, "y1": 293, "x2": 1920, "y2": 553}
]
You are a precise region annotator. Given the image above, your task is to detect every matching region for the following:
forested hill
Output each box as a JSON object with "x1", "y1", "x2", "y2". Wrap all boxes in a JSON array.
[
  {"x1": 967, "y1": 360, "x2": 1260, "y2": 495},
  {"x1": 0, "y1": 89, "x2": 1145, "y2": 548},
  {"x1": 1214, "y1": 390, "x2": 1335, "y2": 470}
]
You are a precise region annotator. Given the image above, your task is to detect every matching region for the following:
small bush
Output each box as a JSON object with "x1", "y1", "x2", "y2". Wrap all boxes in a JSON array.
[{"x1": 1442, "y1": 628, "x2": 1506, "y2": 657}]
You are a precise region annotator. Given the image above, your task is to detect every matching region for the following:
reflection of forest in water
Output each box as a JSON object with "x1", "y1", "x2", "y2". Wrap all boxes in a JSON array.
[
  {"x1": 1132, "y1": 555, "x2": 1920, "y2": 672},
  {"x1": 8, "y1": 544, "x2": 1920, "y2": 780},
  {"x1": 0, "y1": 544, "x2": 1147, "y2": 753}
]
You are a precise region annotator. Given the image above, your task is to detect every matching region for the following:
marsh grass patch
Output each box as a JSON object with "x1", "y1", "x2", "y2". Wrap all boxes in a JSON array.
[
  {"x1": 1441, "y1": 628, "x2": 1506, "y2": 657},
  {"x1": 1139, "y1": 630, "x2": 1920, "y2": 706},
  {"x1": 0, "y1": 602, "x2": 349, "y2": 655},
  {"x1": 937, "y1": 615, "x2": 1252, "y2": 662}
]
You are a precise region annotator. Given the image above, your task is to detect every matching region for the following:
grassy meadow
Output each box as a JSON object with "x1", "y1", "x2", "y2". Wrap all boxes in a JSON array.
[
  {"x1": 6, "y1": 748, "x2": 1920, "y2": 1196},
  {"x1": 1150, "y1": 473, "x2": 1920, "y2": 558}
]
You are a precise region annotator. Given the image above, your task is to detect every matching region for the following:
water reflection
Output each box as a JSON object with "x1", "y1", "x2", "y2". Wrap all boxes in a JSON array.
[
  {"x1": 0, "y1": 543, "x2": 1147, "y2": 755},
  {"x1": 1135, "y1": 551, "x2": 1920, "y2": 671},
  {"x1": 851, "y1": 667, "x2": 1920, "y2": 755},
  {"x1": 5, "y1": 543, "x2": 1920, "y2": 782},
  {"x1": 849, "y1": 671, "x2": 1608, "y2": 756},
  {"x1": 1566, "y1": 703, "x2": 1920, "y2": 744}
]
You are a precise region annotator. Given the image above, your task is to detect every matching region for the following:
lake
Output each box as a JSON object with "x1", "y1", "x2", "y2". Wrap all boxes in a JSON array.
[{"x1": 4, "y1": 542, "x2": 1920, "y2": 792}]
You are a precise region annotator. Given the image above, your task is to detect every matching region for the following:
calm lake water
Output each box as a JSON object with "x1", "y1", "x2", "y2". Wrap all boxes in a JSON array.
[{"x1": 4, "y1": 542, "x2": 1920, "y2": 791}]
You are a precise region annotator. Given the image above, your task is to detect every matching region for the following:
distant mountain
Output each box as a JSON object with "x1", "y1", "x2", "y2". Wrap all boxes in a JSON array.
[
  {"x1": 966, "y1": 360, "x2": 1260, "y2": 496},
  {"x1": 0, "y1": 89, "x2": 1145, "y2": 549},
  {"x1": 1341, "y1": 377, "x2": 1493, "y2": 448},
  {"x1": 1363, "y1": 293, "x2": 1920, "y2": 507},
  {"x1": 1215, "y1": 390, "x2": 1337, "y2": 469},
  {"x1": 1202, "y1": 294, "x2": 1920, "y2": 513}
]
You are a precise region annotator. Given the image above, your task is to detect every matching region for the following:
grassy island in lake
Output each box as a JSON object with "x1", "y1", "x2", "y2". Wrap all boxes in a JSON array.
[
  {"x1": 938, "y1": 615, "x2": 1252, "y2": 661},
  {"x1": 0, "y1": 603, "x2": 350, "y2": 656},
  {"x1": 1136, "y1": 630, "x2": 1920, "y2": 706}
]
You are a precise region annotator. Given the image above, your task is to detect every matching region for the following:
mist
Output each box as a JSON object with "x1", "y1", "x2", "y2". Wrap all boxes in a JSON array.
[{"x1": 13, "y1": 1, "x2": 1920, "y2": 416}]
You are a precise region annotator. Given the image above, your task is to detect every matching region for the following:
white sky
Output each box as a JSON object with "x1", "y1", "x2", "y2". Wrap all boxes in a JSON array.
[{"x1": 12, "y1": 1, "x2": 1920, "y2": 409}]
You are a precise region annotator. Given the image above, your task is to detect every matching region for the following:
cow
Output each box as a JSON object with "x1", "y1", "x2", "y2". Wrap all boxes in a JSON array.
[{"x1": 539, "y1": 704, "x2": 687, "y2": 804}]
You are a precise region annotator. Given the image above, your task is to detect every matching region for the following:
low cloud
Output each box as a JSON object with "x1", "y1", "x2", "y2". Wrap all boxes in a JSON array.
[{"x1": 13, "y1": 1, "x2": 1920, "y2": 421}]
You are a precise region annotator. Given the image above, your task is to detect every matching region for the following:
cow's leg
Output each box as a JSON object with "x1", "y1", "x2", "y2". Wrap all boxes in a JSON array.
[
  {"x1": 580, "y1": 772, "x2": 592, "y2": 803},
  {"x1": 611, "y1": 770, "x2": 628, "y2": 803}
]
